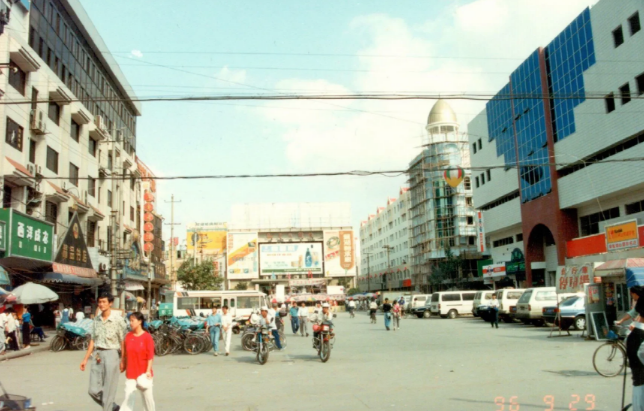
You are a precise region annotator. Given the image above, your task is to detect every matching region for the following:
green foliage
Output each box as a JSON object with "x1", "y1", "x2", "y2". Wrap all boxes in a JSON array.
[
  {"x1": 347, "y1": 287, "x2": 361, "y2": 296},
  {"x1": 177, "y1": 259, "x2": 223, "y2": 290},
  {"x1": 337, "y1": 278, "x2": 351, "y2": 289},
  {"x1": 234, "y1": 282, "x2": 249, "y2": 291}
]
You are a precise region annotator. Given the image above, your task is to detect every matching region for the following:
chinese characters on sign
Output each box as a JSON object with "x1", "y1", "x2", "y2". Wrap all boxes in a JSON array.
[
  {"x1": 0, "y1": 208, "x2": 54, "y2": 262},
  {"x1": 605, "y1": 220, "x2": 639, "y2": 252},
  {"x1": 477, "y1": 211, "x2": 486, "y2": 253},
  {"x1": 556, "y1": 264, "x2": 593, "y2": 294},
  {"x1": 54, "y1": 213, "x2": 93, "y2": 270}
]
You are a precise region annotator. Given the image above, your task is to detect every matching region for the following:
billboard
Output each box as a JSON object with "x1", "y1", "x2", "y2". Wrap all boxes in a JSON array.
[
  {"x1": 323, "y1": 230, "x2": 356, "y2": 277},
  {"x1": 556, "y1": 264, "x2": 593, "y2": 294},
  {"x1": 227, "y1": 232, "x2": 258, "y2": 279},
  {"x1": 259, "y1": 243, "x2": 323, "y2": 275},
  {"x1": 605, "y1": 220, "x2": 639, "y2": 252},
  {"x1": 187, "y1": 230, "x2": 227, "y2": 254},
  {"x1": 477, "y1": 211, "x2": 486, "y2": 253},
  {"x1": 0, "y1": 208, "x2": 53, "y2": 262}
]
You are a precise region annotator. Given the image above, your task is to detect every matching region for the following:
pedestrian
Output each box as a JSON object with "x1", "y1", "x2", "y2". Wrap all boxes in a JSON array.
[
  {"x1": 298, "y1": 302, "x2": 309, "y2": 337},
  {"x1": 205, "y1": 306, "x2": 222, "y2": 356},
  {"x1": 348, "y1": 299, "x2": 356, "y2": 318},
  {"x1": 314, "y1": 302, "x2": 322, "y2": 316},
  {"x1": 119, "y1": 311, "x2": 156, "y2": 411},
  {"x1": 626, "y1": 295, "x2": 644, "y2": 410},
  {"x1": 382, "y1": 298, "x2": 392, "y2": 331},
  {"x1": 21, "y1": 308, "x2": 32, "y2": 349},
  {"x1": 398, "y1": 297, "x2": 406, "y2": 316},
  {"x1": 392, "y1": 301, "x2": 401, "y2": 331},
  {"x1": 61, "y1": 308, "x2": 70, "y2": 325},
  {"x1": 369, "y1": 299, "x2": 378, "y2": 324},
  {"x1": 289, "y1": 302, "x2": 300, "y2": 334},
  {"x1": 220, "y1": 305, "x2": 233, "y2": 357},
  {"x1": 5, "y1": 310, "x2": 19, "y2": 351},
  {"x1": 80, "y1": 293, "x2": 127, "y2": 411},
  {"x1": 0, "y1": 310, "x2": 6, "y2": 355},
  {"x1": 489, "y1": 294, "x2": 499, "y2": 329},
  {"x1": 617, "y1": 286, "x2": 644, "y2": 326}
]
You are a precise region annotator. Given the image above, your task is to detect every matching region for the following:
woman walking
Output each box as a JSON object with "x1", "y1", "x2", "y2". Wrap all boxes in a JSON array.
[
  {"x1": 392, "y1": 301, "x2": 401, "y2": 331},
  {"x1": 120, "y1": 312, "x2": 156, "y2": 411},
  {"x1": 21, "y1": 308, "x2": 31, "y2": 349}
]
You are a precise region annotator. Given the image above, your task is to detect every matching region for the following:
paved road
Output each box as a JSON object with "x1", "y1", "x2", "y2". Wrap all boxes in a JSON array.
[{"x1": 0, "y1": 313, "x2": 628, "y2": 410}]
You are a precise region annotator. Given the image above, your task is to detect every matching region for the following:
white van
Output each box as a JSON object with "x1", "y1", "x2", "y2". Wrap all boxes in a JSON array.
[
  {"x1": 430, "y1": 291, "x2": 477, "y2": 319},
  {"x1": 494, "y1": 288, "x2": 525, "y2": 323},
  {"x1": 472, "y1": 291, "x2": 496, "y2": 316},
  {"x1": 515, "y1": 287, "x2": 557, "y2": 326},
  {"x1": 411, "y1": 294, "x2": 431, "y2": 310}
]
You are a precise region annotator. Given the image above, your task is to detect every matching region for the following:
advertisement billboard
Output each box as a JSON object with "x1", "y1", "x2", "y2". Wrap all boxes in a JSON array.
[
  {"x1": 259, "y1": 243, "x2": 323, "y2": 275},
  {"x1": 556, "y1": 264, "x2": 593, "y2": 294},
  {"x1": 477, "y1": 211, "x2": 486, "y2": 253},
  {"x1": 187, "y1": 230, "x2": 227, "y2": 254},
  {"x1": 0, "y1": 208, "x2": 54, "y2": 262},
  {"x1": 323, "y1": 230, "x2": 356, "y2": 277},
  {"x1": 605, "y1": 220, "x2": 639, "y2": 252},
  {"x1": 227, "y1": 232, "x2": 258, "y2": 279}
]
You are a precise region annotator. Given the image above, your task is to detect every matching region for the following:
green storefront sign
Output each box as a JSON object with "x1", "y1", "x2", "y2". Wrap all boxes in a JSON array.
[
  {"x1": 0, "y1": 209, "x2": 54, "y2": 262},
  {"x1": 158, "y1": 303, "x2": 173, "y2": 317},
  {"x1": 0, "y1": 221, "x2": 6, "y2": 252}
]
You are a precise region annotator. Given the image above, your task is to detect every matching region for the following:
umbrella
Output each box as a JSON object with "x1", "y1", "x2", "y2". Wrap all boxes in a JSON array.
[
  {"x1": 11, "y1": 282, "x2": 59, "y2": 304},
  {"x1": 136, "y1": 296, "x2": 146, "y2": 304},
  {"x1": 124, "y1": 291, "x2": 136, "y2": 302}
]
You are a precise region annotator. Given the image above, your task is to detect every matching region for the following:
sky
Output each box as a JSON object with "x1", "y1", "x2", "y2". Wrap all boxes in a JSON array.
[{"x1": 78, "y1": 0, "x2": 599, "y2": 244}]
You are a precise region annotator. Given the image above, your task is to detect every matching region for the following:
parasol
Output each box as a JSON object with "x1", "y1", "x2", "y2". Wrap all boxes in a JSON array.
[
  {"x1": 136, "y1": 296, "x2": 146, "y2": 304},
  {"x1": 11, "y1": 282, "x2": 59, "y2": 304},
  {"x1": 124, "y1": 291, "x2": 136, "y2": 302}
]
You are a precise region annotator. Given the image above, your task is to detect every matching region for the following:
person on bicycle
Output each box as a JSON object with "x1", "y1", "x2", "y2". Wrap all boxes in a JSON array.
[
  {"x1": 617, "y1": 286, "x2": 644, "y2": 327},
  {"x1": 369, "y1": 299, "x2": 378, "y2": 323},
  {"x1": 348, "y1": 299, "x2": 356, "y2": 317},
  {"x1": 259, "y1": 306, "x2": 283, "y2": 351}
]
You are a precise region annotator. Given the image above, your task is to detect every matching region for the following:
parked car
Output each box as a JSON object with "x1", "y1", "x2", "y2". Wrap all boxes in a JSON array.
[
  {"x1": 412, "y1": 300, "x2": 432, "y2": 319},
  {"x1": 515, "y1": 287, "x2": 557, "y2": 326},
  {"x1": 410, "y1": 294, "x2": 431, "y2": 311},
  {"x1": 472, "y1": 291, "x2": 495, "y2": 318},
  {"x1": 430, "y1": 291, "x2": 477, "y2": 319},
  {"x1": 542, "y1": 294, "x2": 586, "y2": 330},
  {"x1": 496, "y1": 288, "x2": 526, "y2": 323}
]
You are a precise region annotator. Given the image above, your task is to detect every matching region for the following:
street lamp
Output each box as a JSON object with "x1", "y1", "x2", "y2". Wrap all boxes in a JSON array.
[{"x1": 383, "y1": 245, "x2": 393, "y2": 291}]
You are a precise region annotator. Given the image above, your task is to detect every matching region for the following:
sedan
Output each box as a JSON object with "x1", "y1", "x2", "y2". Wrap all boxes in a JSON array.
[
  {"x1": 542, "y1": 295, "x2": 586, "y2": 331},
  {"x1": 413, "y1": 303, "x2": 432, "y2": 319}
]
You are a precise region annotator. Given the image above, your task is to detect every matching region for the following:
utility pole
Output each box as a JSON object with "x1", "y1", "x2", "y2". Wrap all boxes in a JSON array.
[
  {"x1": 165, "y1": 195, "x2": 181, "y2": 289},
  {"x1": 383, "y1": 245, "x2": 393, "y2": 292},
  {"x1": 363, "y1": 252, "x2": 373, "y2": 292}
]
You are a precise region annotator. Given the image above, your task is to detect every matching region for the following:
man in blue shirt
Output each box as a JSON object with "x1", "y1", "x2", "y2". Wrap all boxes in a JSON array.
[
  {"x1": 21, "y1": 309, "x2": 32, "y2": 349},
  {"x1": 205, "y1": 305, "x2": 223, "y2": 356},
  {"x1": 289, "y1": 303, "x2": 300, "y2": 335}
]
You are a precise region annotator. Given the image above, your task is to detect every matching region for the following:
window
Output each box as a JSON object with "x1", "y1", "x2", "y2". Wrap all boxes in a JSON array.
[
  {"x1": 486, "y1": 169, "x2": 491, "y2": 182},
  {"x1": 3, "y1": 185, "x2": 12, "y2": 208},
  {"x1": 130, "y1": 206, "x2": 134, "y2": 221},
  {"x1": 477, "y1": 139, "x2": 482, "y2": 150},
  {"x1": 493, "y1": 236, "x2": 514, "y2": 248},
  {"x1": 69, "y1": 163, "x2": 79, "y2": 186},
  {"x1": 107, "y1": 226, "x2": 112, "y2": 251},
  {"x1": 579, "y1": 207, "x2": 621, "y2": 236},
  {"x1": 107, "y1": 190, "x2": 112, "y2": 208},
  {"x1": 87, "y1": 221, "x2": 96, "y2": 247},
  {"x1": 442, "y1": 294, "x2": 461, "y2": 302},
  {"x1": 29, "y1": 140, "x2": 36, "y2": 164},
  {"x1": 626, "y1": 199, "x2": 644, "y2": 215},
  {"x1": 89, "y1": 138, "x2": 97, "y2": 157},
  {"x1": 535, "y1": 291, "x2": 557, "y2": 302},
  {"x1": 46, "y1": 146, "x2": 58, "y2": 173},
  {"x1": 468, "y1": 236, "x2": 475, "y2": 245},
  {"x1": 481, "y1": 173, "x2": 485, "y2": 185},
  {"x1": 8, "y1": 61, "x2": 26, "y2": 95},
  {"x1": 464, "y1": 177, "x2": 471, "y2": 190},
  {"x1": 462, "y1": 293, "x2": 475, "y2": 301},
  {"x1": 620, "y1": 83, "x2": 631, "y2": 105},
  {"x1": 70, "y1": 120, "x2": 80, "y2": 142},
  {"x1": 475, "y1": 177, "x2": 480, "y2": 188},
  {"x1": 637, "y1": 72, "x2": 644, "y2": 96},
  {"x1": 467, "y1": 216, "x2": 474, "y2": 225},
  {"x1": 45, "y1": 201, "x2": 58, "y2": 234},
  {"x1": 88, "y1": 177, "x2": 96, "y2": 197},
  {"x1": 5, "y1": 117, "x2": 23, "y2": 151},
  {"x1": 130, "y1": 176, "x2": 135, "y2": 191},
  {"x1": 472, "y1": 143, "x2": 477, "y2": 154},
  {"x1": 613, "y1": 25, "x2": 624, "y2": 47},
  {"x1": 466, "y1": 197, "x2": 473, "y2": 206},
  {"x1": 48, "y1": 101, "x2": 60, "y2": 125},
  {"x1": 605, "y1": 93, "x2": 616, "y2": 113},
  {"x1": 516, "y1": 233, "x2": 523, "y2": 242},
  {"x1": 629, "y1": 12, "x2": 641, "y2": 36}
]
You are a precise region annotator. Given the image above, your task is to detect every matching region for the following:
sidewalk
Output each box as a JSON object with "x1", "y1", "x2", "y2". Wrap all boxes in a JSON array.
[{"x1": 1, "y1": 337, "x2": 52, "y2": 361}]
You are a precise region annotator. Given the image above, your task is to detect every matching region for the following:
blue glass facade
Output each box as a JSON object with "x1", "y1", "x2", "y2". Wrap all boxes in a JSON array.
[
  {"x1": 545, "y1": 8, "x2": 596, "y2": 142},
  {"x1": 511, "y1": 50, "x2": 552, "y2": 202},
  {"x1": 486, "y1": 83, "x2": 516, "y2": 168}
]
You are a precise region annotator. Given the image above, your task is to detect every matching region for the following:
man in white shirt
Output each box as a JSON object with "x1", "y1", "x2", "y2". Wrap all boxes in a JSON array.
[
  {"x1": 259, "y1": 306, "x2": 283, "y2": 350},
  {"x1": 489, "y1": 294, "x2": 500, "y2": 329},
  {"x1": 221, "y1": 305, "x2": 234, "y2": 356},
  {"x1": 0, "y1": 312, "x2": 6, "y2": 354},
  {"x1": 298, "y1": 302, "x2": 309, "y2": 338},
  {"x1": 348, "y1": 299, "x2": 356, "y2": 316},
  {"x1": 75, "y1": 311, "x2": 85, "y2": 322},
  {"x1": 5, "y1": 310, "x2": 19, "y2": 351}
]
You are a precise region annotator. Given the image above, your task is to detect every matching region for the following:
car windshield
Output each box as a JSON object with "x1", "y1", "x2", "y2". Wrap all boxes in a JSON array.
[{"x1": 518, "y1": 291, "x2": 533, "y2": 304}]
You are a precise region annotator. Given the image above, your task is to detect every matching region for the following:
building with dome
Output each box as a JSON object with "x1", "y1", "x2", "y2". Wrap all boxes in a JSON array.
[{"x1": 407, "y1": 100, "x2": 483, "y2": 292}]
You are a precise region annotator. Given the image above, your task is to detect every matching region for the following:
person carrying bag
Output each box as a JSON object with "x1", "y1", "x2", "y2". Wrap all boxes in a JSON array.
[{"x1": 120, "y1": 312, "x2": 155, "y2": 411}]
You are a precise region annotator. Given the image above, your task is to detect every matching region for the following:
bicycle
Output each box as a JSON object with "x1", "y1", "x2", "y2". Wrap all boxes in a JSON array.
[{"x1": 593, "y1": 326, "x2": 627, "y2": 378}]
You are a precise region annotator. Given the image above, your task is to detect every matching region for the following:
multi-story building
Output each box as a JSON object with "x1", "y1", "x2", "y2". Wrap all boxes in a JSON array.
[
  {"x1": 408, "y1": 100, "x2": 481, "y2": 292},
  {"x1": 0, "y1": 0, "x2": 164, "y2": 309},
  {"x1": 358, "y1": 188, "x2": 411, "y2": 292},
  {"x1": 468, "y1": 0, "x2": 644, "y2": 288}
]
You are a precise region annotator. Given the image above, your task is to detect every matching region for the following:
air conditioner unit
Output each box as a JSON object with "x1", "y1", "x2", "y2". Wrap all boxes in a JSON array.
[
  {"x1": 27, "y1": 163, "x2": 35, "y2": 175},
  {"x1": 94, "y1": 115, "x2": 105, "y2": 131},
  {"x1": 30, "y1": 109, "x2": 47, "y2": 135}
]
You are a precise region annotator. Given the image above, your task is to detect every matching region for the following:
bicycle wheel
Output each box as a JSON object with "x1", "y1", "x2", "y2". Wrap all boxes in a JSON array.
[
  {"x1": 50, "y1": 335, "x2": 67, "y2": 352},
  {"x1": 157, "y1": 336, "x2": 173, "y2": 357},
  {"x1": 183, "y1": 335, "x2": 204, "y2": 355},
  {"x1": 593, "y1": 342, "x2": 626, "y2": 377},
  {"x1": 242, "y1": 333, "x2": 256, "y2": 351},
  {"x1": 200, "y1": 336, "x2": 212, "y2": 353}
]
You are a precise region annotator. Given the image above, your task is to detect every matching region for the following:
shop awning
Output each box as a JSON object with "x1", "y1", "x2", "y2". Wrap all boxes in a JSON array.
[
  {"x1": 36, "y1": 272, "x2": 103, "y2": 286},
  {"x1": 51, "y1": 263, "x2": 97, "y2": 279},
  {"x1": 595, "y1": 258, "x2": 644, "y2": 278},
  {"x1": 125, "y1": 282, "x2": 144, "y2": 291}
]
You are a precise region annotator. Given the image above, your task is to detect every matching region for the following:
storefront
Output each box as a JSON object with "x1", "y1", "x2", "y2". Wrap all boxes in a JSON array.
[{"x1": 121, "y1": 238, "x2": 150, "y2": 312}]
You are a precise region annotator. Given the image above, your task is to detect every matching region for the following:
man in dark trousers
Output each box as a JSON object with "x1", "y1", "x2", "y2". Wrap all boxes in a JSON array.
[
  {"x1": 80, "y1": 293, "x2": 126, "y2": 411},
  {"x1": 382, "y1": 298, "x2": 393, "y2": 331}
]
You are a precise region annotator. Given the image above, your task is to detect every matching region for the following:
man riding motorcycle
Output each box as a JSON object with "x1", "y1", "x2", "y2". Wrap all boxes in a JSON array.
[
  {"x1": 259, "y1": 306, "x2": 283, "y2": 350},
  {"x1": 369, "y1": 299, "x2": 378, "y2": 323},
  {"x1": 312, "y1": 303, "x2": 334, "y2": 345}
]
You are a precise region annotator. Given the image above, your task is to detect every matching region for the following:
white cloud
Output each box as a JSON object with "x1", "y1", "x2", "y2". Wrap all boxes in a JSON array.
[
  {"x1": 261, "y1": 0, "x2": 600, "y2": 173},
  {"x1": 130, "y1": 49, "x2": 143, "y2": 59},
  {"x1": 215, "y1": 66, "x2": 247, "y2": 86}
]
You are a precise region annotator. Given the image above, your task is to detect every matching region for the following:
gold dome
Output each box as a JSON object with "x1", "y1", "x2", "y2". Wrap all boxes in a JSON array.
[{"x1": 427, "y1": 99, "x2": 457, "y2": 125}]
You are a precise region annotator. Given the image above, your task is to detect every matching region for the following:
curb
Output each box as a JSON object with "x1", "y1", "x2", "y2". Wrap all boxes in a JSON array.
[{"x1": 1, "y1": 340, "x2": 52, "y2": 361}]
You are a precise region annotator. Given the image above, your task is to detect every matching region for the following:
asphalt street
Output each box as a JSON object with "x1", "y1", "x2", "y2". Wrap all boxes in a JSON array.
[{"x1": 1, "y1": 312, "x2": 627, "y2": 411}]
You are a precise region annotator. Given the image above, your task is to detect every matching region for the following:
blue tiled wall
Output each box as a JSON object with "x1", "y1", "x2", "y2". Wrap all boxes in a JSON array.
[{"x1": 486, "y1": 83, "x2": 516, "y2": 168}]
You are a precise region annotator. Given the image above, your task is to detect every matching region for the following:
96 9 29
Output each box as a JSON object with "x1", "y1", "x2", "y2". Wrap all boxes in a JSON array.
[{"x1": 494, "y1": 394, "x2": 597, "y2": 410}]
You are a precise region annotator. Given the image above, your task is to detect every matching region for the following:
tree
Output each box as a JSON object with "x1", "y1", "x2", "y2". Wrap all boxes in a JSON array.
[
  {"x1": 235, "y1": 282, "x2": 249, "y2": 291},
  {"x1": 177, "y1": 260, "x2": 223, "y2": 290},
  {"x1": 347, "y1": 287, "x2": 361, "y2": 296},
  {"x1": 337, "y1": 278, "x2": 351, "y2": 289}
]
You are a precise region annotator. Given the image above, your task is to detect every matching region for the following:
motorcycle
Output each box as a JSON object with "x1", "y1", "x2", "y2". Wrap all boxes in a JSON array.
[
  {"x1": 256, "y1": 326, "x2": 271, "y2": 365},
  {"x1": 312, "y1": 321, "x2": 335, "y2": 363},
  {"x1": 232, "y1": 316, "x2": 250, "y2": 335}
]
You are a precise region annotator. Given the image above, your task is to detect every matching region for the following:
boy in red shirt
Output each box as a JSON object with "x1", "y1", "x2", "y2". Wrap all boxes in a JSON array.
[{"x1": 120, "y1": 312, "x2": 155, "y2": 411}]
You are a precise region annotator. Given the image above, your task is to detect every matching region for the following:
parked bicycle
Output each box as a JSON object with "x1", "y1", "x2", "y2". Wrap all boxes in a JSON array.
[
  {"x1": 593, "y1": 326, "x2": 627, "y2": 377},
  {"x1": 50, "y1": 323, "x2": 90, "y2": 352}
]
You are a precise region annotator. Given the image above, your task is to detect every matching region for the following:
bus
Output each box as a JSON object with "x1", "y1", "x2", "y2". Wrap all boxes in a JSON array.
[{"x1": 161, "y1": 290, "x2": 269, "y2": 318}]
